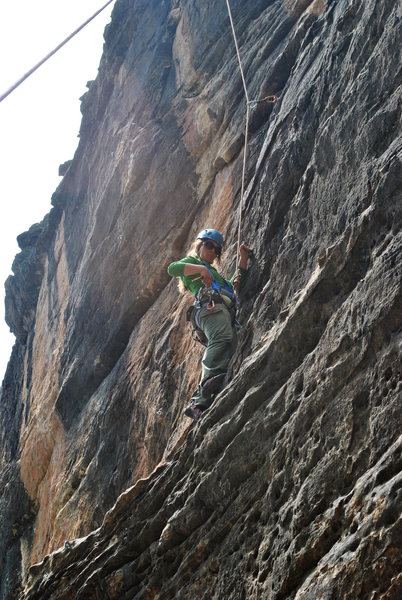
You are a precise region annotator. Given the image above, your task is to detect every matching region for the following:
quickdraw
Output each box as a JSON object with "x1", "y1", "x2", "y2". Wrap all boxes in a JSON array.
[{"x1": 248, "y1": 95, "x2": 278, "y2": 109}]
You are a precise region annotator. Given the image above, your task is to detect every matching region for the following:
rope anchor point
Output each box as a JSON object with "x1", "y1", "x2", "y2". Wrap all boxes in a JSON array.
[{"x1": 248, "y1": 95, "x2": 278, "y2": 109}]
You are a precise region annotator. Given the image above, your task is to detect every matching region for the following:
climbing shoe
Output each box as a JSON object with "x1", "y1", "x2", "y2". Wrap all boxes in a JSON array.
[
  {"x1": 184, "y1": 403, "x2": 205, "y2": 421},
  {"x1": 201, "y1": 372, "x2": 226, "y2": 399}
]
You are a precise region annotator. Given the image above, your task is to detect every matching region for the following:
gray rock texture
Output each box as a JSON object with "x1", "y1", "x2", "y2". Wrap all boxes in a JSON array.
[{"x1": 0, "y1": 0, "x2": 401, "y2": 598}]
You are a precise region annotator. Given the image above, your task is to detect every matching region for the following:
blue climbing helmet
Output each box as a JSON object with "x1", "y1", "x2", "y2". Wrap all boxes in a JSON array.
[{"x1": 197, "y1": 228, "x2": 224, "y2": 249}]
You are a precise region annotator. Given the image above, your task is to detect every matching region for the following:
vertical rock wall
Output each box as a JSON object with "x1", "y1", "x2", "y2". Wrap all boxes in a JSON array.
[{"x1": 0, "y1": 0, "x2": 401, "y2": 597}]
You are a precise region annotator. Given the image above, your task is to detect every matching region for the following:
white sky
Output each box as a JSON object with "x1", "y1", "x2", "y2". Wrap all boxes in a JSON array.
[{"x1": 0, "y1": 0, "x2": 116, "y2": 383}]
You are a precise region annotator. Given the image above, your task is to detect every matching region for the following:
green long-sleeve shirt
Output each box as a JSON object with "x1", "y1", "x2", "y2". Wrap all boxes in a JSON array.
[{"x1": 167, "y1": 255, "x2": 246, "y2": 296}]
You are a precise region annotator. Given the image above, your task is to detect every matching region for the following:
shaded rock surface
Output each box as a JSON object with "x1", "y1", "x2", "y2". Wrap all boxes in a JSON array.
[{"x1": 0, "y1": 0, "x2": 401, "y2": 598}]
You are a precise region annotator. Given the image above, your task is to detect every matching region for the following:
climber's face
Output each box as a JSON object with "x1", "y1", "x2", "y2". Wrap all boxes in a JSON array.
[{"x1": 199, "y1": 239, "x2": 221, "y2": 263}]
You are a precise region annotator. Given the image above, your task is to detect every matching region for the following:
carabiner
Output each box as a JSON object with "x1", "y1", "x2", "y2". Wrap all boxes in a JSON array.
[
  {"x1": 207, "y1": 299, "x2": 215, "y2": 310},
  {"x1": 248, "y1": 95, "x2": 278, "y2": 109}
]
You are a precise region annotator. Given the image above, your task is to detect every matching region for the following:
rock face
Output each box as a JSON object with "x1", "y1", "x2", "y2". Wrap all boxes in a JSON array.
[{"x1": 0, "y1": 0, "x2": 401, "y2": 598}]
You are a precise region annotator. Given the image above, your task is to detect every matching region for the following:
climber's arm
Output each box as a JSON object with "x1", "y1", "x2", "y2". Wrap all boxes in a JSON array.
[
  {"x1": 167, "y1": 257, "x2": 213, "y2": 287},
  {"x1": 230, "y1": 242, "x2": 252, "y2": 290}
]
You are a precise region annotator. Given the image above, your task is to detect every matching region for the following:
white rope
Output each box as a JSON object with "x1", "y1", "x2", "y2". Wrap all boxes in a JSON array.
[
  {"x1": 225, "y1": 0, "x2": 250, "y2": 105},
  {"x1": 0, "y1": 0, "x2": 115, "y2": 104},
  {"x1": 225, "y1": 0, "x2": 250, "y2": 272}
]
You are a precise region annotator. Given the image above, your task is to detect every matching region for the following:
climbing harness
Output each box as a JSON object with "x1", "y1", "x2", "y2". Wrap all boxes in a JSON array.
[
  {"x1": 187, "y1": 260, "x2": 240, "y2": 346},
  {"x1": 0, "y1": 0, "x2": 116, "y2": 104},
  {"x1": 225, "y1": 0, "x2": 277, "y2": 271},
  {"x1": 201, "y1": 261, "x2": 237, "y2": 302},
  {"x1": 198, "y1": 260, "x2": 237, "y2": 313}
]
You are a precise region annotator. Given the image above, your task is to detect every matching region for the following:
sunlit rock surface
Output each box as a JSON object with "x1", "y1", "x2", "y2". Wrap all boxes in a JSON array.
[{"x1": 1, "y1": 0, "x2": 401, "y2": 598}]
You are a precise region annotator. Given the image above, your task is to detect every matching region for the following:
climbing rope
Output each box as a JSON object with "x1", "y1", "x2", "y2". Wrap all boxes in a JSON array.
[
  {"x1": 225, "y1": 0, "x2": 277, "y2": 272},
  {"x1": 0, "y1": 0, "x2": 115, "y2": 104},
  {"x1": 225, "y1": 0, "x2": 250, "y2": 273}
]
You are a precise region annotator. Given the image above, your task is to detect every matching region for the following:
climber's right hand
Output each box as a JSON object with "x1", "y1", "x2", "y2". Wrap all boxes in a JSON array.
[{"x1": 200, "y1": 266, "x2": 213, "y2": 287}]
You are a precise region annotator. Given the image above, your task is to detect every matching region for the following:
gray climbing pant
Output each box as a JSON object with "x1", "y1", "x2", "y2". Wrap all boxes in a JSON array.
[{"x1": 191, "y1": 303, "x2": 237, "y2": 408}]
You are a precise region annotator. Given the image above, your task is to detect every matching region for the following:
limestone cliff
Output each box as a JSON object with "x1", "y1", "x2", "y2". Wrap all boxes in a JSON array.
[{"x1": 0, "y1": 0, "x2": 401, "y2": 598}]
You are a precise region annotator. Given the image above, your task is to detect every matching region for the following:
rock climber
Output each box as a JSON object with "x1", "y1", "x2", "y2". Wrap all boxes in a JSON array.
[{"x1": 167, "y1": 228, "x2": 251, "y2": 420}]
